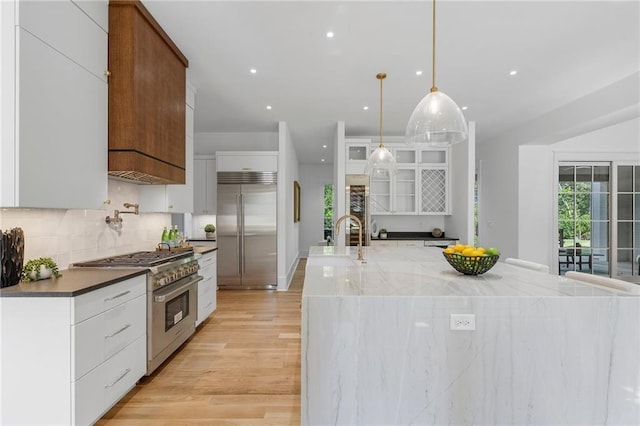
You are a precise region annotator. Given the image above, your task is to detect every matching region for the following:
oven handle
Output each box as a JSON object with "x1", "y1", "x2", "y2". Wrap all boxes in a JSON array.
[{"x1": 154, "y1": 276, "x2": 203, "y2": 303}]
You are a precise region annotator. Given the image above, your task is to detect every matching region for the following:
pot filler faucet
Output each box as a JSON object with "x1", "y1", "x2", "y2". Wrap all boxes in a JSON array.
[
  {"x1": 105, "y1": 203, "x2": 139, "y2": 224},
  {"x1": 334, "y1": 214, "x2": 365, "y2": 262}
]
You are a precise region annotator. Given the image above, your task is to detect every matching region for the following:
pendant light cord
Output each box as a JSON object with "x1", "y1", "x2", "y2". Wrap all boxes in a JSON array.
[
  {"x1": 376, "y1": 72, "x2": 387, "y2": 148},
  {"x1": 431, "y1": 0, "x2": 438, "y2": 93}
]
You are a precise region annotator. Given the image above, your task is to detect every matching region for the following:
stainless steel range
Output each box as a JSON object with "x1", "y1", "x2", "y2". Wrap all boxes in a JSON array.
[{"x1": 74, "y1": 250, "x2": 202, "y2": 375}]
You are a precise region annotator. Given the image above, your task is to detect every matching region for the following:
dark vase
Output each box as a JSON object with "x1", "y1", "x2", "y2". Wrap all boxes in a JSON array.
[{"x1": 1, "y1": 227, "x2": 25, "y2": 288}]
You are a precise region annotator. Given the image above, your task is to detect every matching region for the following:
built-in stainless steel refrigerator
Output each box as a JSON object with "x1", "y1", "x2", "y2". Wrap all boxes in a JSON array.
[{"x1": 217, "y1": 171, "x2": 277, "y2": 289}]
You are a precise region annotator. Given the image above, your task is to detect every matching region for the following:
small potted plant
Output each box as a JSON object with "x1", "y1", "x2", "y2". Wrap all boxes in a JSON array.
[
  {"x1": 21, "y1": 257, "x2": 61, "y2": 281},
  {"x1": 379, "y1": 228, "x2": 388, "y2": 239},
  {"x1": 204, "y1": 224, "x2": 216, "y2": 239}
]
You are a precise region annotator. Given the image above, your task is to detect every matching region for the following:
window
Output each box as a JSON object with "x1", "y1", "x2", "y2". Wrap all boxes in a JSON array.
[{"x1": 323, "y1": 184, "x2": 333, "y2": 240}]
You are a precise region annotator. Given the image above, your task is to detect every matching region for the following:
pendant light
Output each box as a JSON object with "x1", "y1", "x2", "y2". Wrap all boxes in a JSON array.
[
  {"x1": 365, "y1": 72, "x2": 396, "y2": 179},
  {"x1": 405, "y1": 0, "x2": 468, "y2": 145}
]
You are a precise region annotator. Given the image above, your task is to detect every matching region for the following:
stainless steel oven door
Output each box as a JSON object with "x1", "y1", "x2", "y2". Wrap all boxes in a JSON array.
[{"x1": 148, "y1": 274, "x2": 202, "y2": 373}]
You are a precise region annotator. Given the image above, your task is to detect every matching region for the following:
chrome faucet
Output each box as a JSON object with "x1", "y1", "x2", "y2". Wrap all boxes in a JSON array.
[
  {"x1": 334, "y1": 214, "x2": 365, "y2": 262},
  {"x1": 105, "y1": 203, "x2": 139, "y2": 224}
]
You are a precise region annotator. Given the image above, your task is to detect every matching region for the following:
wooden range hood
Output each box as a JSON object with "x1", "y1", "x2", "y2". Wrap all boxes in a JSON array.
[{"x1": 108, "y1": 0, "x2": 188, "y2": 184}]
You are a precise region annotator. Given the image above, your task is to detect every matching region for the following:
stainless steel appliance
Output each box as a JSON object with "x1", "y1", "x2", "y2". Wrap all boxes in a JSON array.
[
  {"x1": 217, "y1": 171, "x2": 277, "y2": 289},
  {"x1": 74, "y1": 251, "x2": 202, "y2": 375}
]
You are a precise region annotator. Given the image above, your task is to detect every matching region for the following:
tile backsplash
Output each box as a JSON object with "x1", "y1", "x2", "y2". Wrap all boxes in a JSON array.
[{"x1": 0, "y1": 180, "x2": 171, "y2": 270}]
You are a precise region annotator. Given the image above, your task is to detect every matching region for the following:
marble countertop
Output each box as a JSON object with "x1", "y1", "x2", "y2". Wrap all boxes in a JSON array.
[
  {"x1": 305, "y1": 246, "x2": 640, "y2": 298},
  {"x1": 0, "y1": 268, "x2": 147, "y2": 298}
]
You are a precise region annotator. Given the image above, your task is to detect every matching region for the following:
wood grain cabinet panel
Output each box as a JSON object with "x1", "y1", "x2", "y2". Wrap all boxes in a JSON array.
[{"x1": 108, "y1": 0, "x2": 188, "y2": 184}]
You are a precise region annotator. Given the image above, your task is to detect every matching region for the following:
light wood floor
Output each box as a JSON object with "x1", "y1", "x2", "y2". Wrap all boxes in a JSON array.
[{"x1": 97, "y1": 259, "x2": 305, "y2": 426}]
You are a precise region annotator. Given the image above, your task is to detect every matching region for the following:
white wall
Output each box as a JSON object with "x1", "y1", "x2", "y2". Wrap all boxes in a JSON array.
[
  {"x1": 0, "y1": 179, "x2": 171, "y2": 269},
  {"x1": 277, "y1": 122, "x2": 299, "y2": 290},
  {"x1": 194, "y1": 131, "x2": 278, "y2": 155},
  {"x1": 299, "y1": 164, "x2": 333, "y2": 256},
  {"x1": 445, "y1": 122, "x2": 476, "y2": 244},
  {"x1": 477, "y1": 139, "x2": 520, "y2": 258},
  {"x1": 518, "y1": 117, "x2": 640, "y2": 271},
  {"x1": 333, "y1": 122, "x2": 346, "y2": 249}
]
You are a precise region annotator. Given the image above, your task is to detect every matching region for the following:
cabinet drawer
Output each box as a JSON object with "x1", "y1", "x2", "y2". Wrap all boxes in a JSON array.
[
  {"x1": 198, "y1": 252, "x2": 217, "y2": 268},
  {"x1": 397, "y1": 240, "x2": 423, "y2": 247},
  {"x1": 197, "y1": 276, "x2": 216, "y2": 325},
  {"x1": 73, "y1": 335, "x2": 145, "y2": 426},
  {"x1": 18, "y1": 0, "x2": 108, "y2": 81},
  {"x1": 72, "y1": 294, "x2": 146, "y2": 380},
  {"x1": 370, "y1": 240, "x2": 397, "y2": 247},
  {"x1": 216, "y1": 154, "x2": 277, "y2": 172},
  {"x1": 73, "y1": 275, "x2": 146, "y2": 324}
]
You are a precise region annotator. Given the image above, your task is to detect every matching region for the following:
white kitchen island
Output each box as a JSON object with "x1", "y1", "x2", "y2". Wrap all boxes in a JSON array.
[{"x1": 302, "y1": 246, "x2": 640, "y2": 425}]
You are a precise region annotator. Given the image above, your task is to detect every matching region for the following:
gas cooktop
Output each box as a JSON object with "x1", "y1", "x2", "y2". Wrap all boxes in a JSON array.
[{"x1": 74, "y1": 250, "x2": 193, "y2": 268}]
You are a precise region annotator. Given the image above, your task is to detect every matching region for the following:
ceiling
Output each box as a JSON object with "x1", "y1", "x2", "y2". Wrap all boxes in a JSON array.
[{"x1": 142, "y1": 1, "x2": 639, "y2": 164}]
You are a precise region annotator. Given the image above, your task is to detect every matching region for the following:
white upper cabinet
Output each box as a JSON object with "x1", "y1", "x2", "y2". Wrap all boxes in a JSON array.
[
  {"x1": 216, "y1": 151, "x2": 278, "y2": 172},
  {"x1": 345, "y1": 139, "x2": 371, "y2": 175},
  {"x1": 193, "y1": 158, "x2": 217, "y2": 215},
  {"x1": 1, "y1": 0, "x2": 108, "y2": 209}
]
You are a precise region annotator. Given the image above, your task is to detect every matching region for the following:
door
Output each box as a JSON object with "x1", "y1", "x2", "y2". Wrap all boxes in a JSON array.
[
  {"x1": 217, "y1": 184, "x2": 241, "y2": 287},
  {"x1": 241, "y1": 184, "x2": 277, "y2": 288}
]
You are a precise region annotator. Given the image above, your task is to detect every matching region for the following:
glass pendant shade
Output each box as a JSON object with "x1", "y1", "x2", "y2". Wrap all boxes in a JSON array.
[
  {"x1": 365, "y1": 145, "x2": 396, "y2": 179},
  {"x1": 366, "y1": 72, "x2": 396, "y2": 179},
  {"x1": 405, "y1": 90, "x2": 468, "y2": 145}
]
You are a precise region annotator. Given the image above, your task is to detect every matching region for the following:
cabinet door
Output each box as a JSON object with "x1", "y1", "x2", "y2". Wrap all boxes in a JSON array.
[
  {"x1": 216, "y1": 154, "x2": 277, "y2": 172},
  {"x1": 393, "y1": 167, "x2": 418, "y2": 214},
  {"x1": 420, "y1": 166, "x2": 449, "y2": 214},
  {"x1": 370, "y1": 174, "x2": 391, "y2": 214},
  {"x1": 193, "y1": 158, "x2": 216, "y2": 215},
  {"x1": 16, "y1": 29, "x2": 107, "y2": 209},
  {"x1": 194, "y1": 159, "x2": 208, "y2": 214}
]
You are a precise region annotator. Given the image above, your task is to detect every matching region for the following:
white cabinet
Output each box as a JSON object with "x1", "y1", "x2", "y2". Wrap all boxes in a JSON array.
[
  {"x1": 345, "y1": 139, "x2": 371, "y2": 174},
  {"x1": 1, "y1": 0, "x2": 108, "y2": 208},
  {"x1": 367, "y1": 145, "x2": 450, "y2": 216},
  {"x1": 216, "y1": 151, "x2": 278, "y2": 172},
  {"x1": 197, "y1": 250, "x2": 217, "y2": 326},
  {"x1": 140, "y1": 83, "x2": 195, "y2": 213},
  {"x1": 0, "y1": 275, "x2": 146, "y2": 425},
  {"x1": 194, "y1": 157, "x2": 217, "y2": 215}
]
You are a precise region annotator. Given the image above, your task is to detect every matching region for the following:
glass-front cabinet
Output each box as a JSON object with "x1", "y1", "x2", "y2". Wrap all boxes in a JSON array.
[{"x1": 345, "y1": 142, "x2": 450, "y2": 215}]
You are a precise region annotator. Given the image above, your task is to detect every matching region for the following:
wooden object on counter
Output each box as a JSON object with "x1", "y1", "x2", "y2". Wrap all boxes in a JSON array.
[{"x1": 108, "y1": 0, "x2": 188, "y2": 184}]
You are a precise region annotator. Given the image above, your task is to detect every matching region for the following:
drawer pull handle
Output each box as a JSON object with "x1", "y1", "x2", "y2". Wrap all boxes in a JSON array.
[
  {"x1": 104, "y1": 290, "x2": 131, "y2": 302},
  {"x1": 106, "y1": 323, "x2": 131, "y2": 338},
  {"x1": 105, "y1": 368, "x2": 131, "y2": 388}
]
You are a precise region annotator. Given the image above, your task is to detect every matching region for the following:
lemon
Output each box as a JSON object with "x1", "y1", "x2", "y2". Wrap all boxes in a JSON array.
[
  {"x1": 470, "y1": 249, "x2": 484, "y2": 257},
  {"x1": 462, "y1": 247, "x2": 476, "y2": 256},
  {"x1": 475, "y1": 247, "x2": 486, "y2": 255},
  {"x1": 443, "y1": 247, "x2": 455, "y2": 254},
  {"x1": 453, "y1": 244, "x2": 466, "y2": 253}
]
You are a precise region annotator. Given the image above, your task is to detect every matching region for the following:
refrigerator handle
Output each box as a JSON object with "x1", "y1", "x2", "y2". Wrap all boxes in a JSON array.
[
  {"x1": 237, "y1": 193, "x2": 242, "y2": 276},
  {"x1": 240, "y1": 193, "x2": 246, "y2": 275}
]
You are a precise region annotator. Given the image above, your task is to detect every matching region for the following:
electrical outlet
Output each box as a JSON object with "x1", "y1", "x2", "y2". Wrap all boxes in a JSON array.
[{"x1": 450, "y1": 314, "x2": 475, "y2": 331}]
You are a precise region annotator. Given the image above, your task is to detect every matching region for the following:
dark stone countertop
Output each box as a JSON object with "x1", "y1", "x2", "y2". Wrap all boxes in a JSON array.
[
  {"x1": 188, "y1": 238, "x2": 216, "y2": 242},
  {"x1": 193, "y1": 246, "x2": 217, "y2": 255},
  {"x1": 371, "y1": 232, "x2": 458, "y2": 241},
  {"x1": 0, "y1": 268, "x2": 147, "y2": 298}
]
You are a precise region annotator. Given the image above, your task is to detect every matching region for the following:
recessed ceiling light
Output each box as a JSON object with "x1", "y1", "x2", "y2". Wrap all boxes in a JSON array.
[
  {"x1": 416, "y1": 70, "x2": 423, "y2": 76},
  {"x1": 322, "y1": 144, "x2": 327, "y2": 148},
  {"x1": 509, "y1": 70, "x2": 518, "y2": 76},
  {"x1": 461, "y1": 106, "x2": 468, "y2": 111},
  {"x1": 363, "y1": 106, "x2": 369, "y2": 110},
  {"x1": 250, "y1": 68, "x2": 257, "y2": 74},
  {"x1": 321, "y1": 158, "x2": 325, "y2": 162},
  {"x1": 266, "y1": 105, "x2": 272, "y2": 110},
  {"x1": 326, "y1": 31, "x2": 334, "y2": 38}
]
